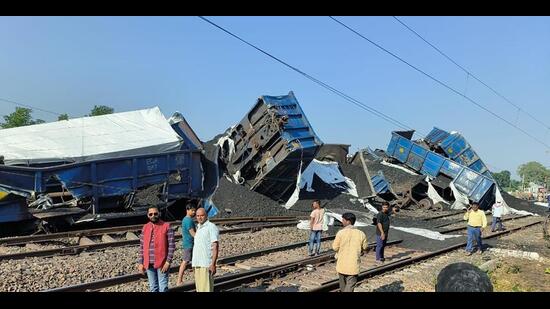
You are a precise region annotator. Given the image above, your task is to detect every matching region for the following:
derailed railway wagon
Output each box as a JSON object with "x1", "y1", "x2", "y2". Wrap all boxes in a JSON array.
[
  {"x1": 218, "y1": 91, "x2": 323, "y2": 202},
  {"x1": 0, "y1": 107, "x2": 208, "y2": 233},
  {"x1": 386, "y1": 130, "x2": 496, "y2": 210},
  {"x1": 422, "y1": 127, "x2": 493, "y2": 178}
]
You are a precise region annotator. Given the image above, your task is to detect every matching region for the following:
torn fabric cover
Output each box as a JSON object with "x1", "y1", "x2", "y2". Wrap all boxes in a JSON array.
[
  {"x1": 449, "y1": 181, "x2": 470, "y2": 210},
  {"x1": 284, "y1": 159, "x2": 358, "y2": 209},
  {"x1": 0, "y1": 107, "x2": 182, "y2": 166}
]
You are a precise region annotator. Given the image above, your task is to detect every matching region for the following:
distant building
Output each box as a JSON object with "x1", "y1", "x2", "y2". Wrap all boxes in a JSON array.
[{"x1": 527, "y1": 182, "x2": 544, "y2": 194}]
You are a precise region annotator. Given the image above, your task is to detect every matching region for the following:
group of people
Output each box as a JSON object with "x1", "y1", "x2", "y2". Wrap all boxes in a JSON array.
[
  {"x1": 137, "y1": 196, "x2": 505, "y2": 293},
  {"x1": 137, "y1": 204, "x2": 219, "y2": 292},
  {"x1": 310, "y1": 199, "x2": 395, "y2": 292}
]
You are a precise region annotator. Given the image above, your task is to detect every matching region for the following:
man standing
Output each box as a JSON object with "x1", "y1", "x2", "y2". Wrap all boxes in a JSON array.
[
  {"x1": 308, "y1": 199, "x2": 324, "y2": 256},
  {"x1": 464, "y1": 202, "x2": 487, "y2": 255},
  {"x1": 375, "y1": 202, "x2": 392, "y2": 263},
  {"x1": 177, "y1": 203, "x2": 197, "y2": 286},
  {"x1": 137, "y1": 206, "x2": 175, "y2": 292},
  {"x1": 332, "y1": 212, "x2": 368, "y2": 292},
  {"x1": 192, "y1": 207, "x2": 219, "y2": 292},
  {"x1": 490, "y1": 200, "x2": 505, "y2": 232}
]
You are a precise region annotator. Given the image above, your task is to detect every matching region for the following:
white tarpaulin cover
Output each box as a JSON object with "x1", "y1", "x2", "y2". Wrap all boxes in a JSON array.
[
  {"x1": 284, "y1": 159, "x2": 358, "y2": 209},
  {"x1": 390, "y1": 226, "x2": 462, "y2": 241},
  {"x1": 0, "y1": 107, "x2": 182, "y2": 165},
  {"x1": 449, "y1": 181, "x2": 470, "y2": 210}
]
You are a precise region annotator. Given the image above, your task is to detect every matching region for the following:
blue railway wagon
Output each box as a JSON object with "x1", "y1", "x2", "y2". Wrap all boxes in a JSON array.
[
  {"x1": 0, "y1": 149, "x2": 203, "y2": 223},
  {"x1": 424, "y1": 127, "x2": 492, "y2": 178},
  {"x1": 220, "y1": 91, "x2": 323, "y2": 202},
  {"x1": 386, "y1": 131, "x2": 495, "y2": 210}
]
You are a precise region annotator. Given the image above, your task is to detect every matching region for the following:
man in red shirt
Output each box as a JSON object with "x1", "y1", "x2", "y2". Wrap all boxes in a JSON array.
[{"x1": 137, "y1": 206, "x2": 175, "y2": 292}]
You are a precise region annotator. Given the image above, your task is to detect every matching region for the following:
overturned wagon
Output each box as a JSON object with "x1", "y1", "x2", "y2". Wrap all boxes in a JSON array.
[
  {"x1": 386, "y1": 130, "x2": 496, "y2": 210},
  {"x1": 0, "y1": 107, "x2": 206, "y2": 232},
  {"x1": 218, "y1": 91, "x2": 322, "y2": 202}
]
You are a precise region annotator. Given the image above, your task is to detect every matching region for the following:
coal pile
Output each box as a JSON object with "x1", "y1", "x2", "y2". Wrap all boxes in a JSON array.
[
  {"x1": 363, "y1": 159, "x2": 425, "y2": 194},
  {"x1": 501, "y1": 191, "x2": 549, "y2": 216},
  {"x1": 211, "y1": 178, "x2": 304, "y2": 218},
  {"x1": 339, "y1": 163, "x2": 374, "y2": 198}
]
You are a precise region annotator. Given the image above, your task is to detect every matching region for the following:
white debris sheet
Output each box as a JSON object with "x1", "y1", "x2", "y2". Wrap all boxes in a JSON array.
[
  {"x1": 449, "y1": 181, "x2": 470, "y2": 210},
  {"x1": 0, "y1": 107, "x2": 183, "y2": 165},
  {"x1": 296, "y1": 209, "x2": 370, "y2": 230},
  {"x1": 390, "y1": 226, "x2": 462, "y2": 241},
  {"x1": 285, "y1": 159, "x2": 358, "y2": 209},
  {"x1": 380, "y1": 160, "x2": 418, "y2": 175}
]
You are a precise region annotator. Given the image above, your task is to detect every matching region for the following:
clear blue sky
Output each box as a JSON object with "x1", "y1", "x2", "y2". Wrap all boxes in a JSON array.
[{"x1": 1, "y1": 16, "x2": 549, "y2": 178}]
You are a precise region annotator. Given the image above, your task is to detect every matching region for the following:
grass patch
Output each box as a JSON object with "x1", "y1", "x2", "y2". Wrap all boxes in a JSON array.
[{"x1": 506, "y1": 265, "x2": 521, "y2": 274}]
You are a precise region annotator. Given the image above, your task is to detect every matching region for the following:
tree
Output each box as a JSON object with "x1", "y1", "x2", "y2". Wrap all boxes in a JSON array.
[
  {"x1": 509, "y1": 179, "x2": 522, "y2": 191},
  {"x1": 517, "y1": 161, "x2": 550, "y2": 187},
  {"x1": 89, "y1": 105, "x2": 114, "y2": 116},
  {"x1": 493, "y1": 170, "x2": 511, "y2": 188},
  {"x1": 58, "y1": 113, "x2": 69, "y2": 121},
  {"x1": 1, "y1": 107, "x2": 45, "y2": 128}
]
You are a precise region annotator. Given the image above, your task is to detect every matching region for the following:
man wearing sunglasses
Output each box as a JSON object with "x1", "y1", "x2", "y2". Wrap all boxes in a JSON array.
[{"x1": 137, "y1": 206, "x2": 175, "y2": 292}]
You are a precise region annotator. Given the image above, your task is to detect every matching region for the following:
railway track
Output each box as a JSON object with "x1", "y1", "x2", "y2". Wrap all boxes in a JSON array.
[
  {"x1": 39, "y1": 216, "x2": 543, "y2": 292},
  {"x1": 0, "y1": 217, "x2": 301, "y2": 261},
  {"x1": 167, "y1": 218, "x2": 542, "y2": 292},
  {"x1": 44, "y1": 235, "x2": 341, "y2": 292},
  {"x1": 437, "y1": 214, "x2": 533, "y2": 234},
  {"x1": 0, "y1": 216, "x2": 300, "y2": 246},
  {"x1": 308, "y1": 219, "x2": 543, "y2": 292}
]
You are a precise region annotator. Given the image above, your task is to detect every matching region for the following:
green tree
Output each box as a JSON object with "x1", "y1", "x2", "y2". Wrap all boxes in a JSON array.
[
  {"x1": 1, "y1": 107, "x2": 45, "y2": 128},
  {"x1": 509, "y1": 179, "x2": 522, "y2": 191},
  {"x1": 58, "y1": 113, "x2": 69, "y2": 121},
  {"x1": 517, "y1": 161, "x2": 550, "y2": 187},
  {"x1": 89, "y1": 105, "x2": 114, "y2": 116},
  {"x1": 493, "y1": 170, "x2": 511, "y2": 188}
]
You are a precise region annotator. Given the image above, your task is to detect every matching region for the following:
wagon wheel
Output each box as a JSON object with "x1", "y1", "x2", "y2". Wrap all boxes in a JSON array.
[{"x1": 417, "y1": 198, "x2": 433, "y2": 210}]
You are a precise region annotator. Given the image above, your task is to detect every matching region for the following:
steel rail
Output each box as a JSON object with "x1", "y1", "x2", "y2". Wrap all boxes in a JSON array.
[
  {"x1": 309, "y1": 219, "x2": 544, "y2": 292},
  {"x1": 43, "y1": 235, "x2": 340, "y2": 292},
  {"x1": 0, "y1": 216, "x2": 300, "y2": 246},
  {"x1": 0, "y1": 221, "x2": 299, "y2": 261}
]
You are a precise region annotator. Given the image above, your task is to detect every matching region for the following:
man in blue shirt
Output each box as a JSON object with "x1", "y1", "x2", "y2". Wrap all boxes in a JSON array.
[{"x1": 176, "y1": 203, "x2": 197, "y2": 286}]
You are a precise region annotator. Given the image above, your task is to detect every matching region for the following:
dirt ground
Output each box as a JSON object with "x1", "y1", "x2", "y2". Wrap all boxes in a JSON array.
[
  {"x1": 357, "y1": 221, "x2": 550, "y2": 292},
  {"x1": 488, "y1": 219, "x2": 550, "y2": 292}
]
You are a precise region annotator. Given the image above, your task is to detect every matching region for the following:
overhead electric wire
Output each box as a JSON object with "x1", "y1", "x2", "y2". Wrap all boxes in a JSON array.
[
  {"x1": 329, "y1": 16, "x2": 550, "y2": 151},
  {"x1": 197, "y1": 16, "x2": 422, "y2": 136},
  {"x1": 392, "y1": 16, "x2": 550, "y2": 132},
  {"x1": 0, "y1": 97, "x2": 63, "y2": 116}
]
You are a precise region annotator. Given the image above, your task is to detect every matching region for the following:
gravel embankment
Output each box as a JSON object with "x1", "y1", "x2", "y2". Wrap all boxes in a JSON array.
[{"x1": 0, "y1": 226, "x2": 311, "y2": 292}]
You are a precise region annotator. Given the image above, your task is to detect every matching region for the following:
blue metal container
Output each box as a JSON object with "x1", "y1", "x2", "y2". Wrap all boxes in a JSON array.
[
  {"x1": 424, "y1": 127, "x2": 492, "y2": 178},
  {"x1": 386, "y1": 131, "x2": 495, "y2": 210}
]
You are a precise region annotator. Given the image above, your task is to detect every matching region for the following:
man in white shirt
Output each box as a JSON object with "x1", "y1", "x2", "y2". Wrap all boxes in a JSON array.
[
  {"x1": 491, "y1": 201, "x2": 505, "y2": 232},
  {"x1": 191, "y1": 207, "x2": 219, "y2": 292}
]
